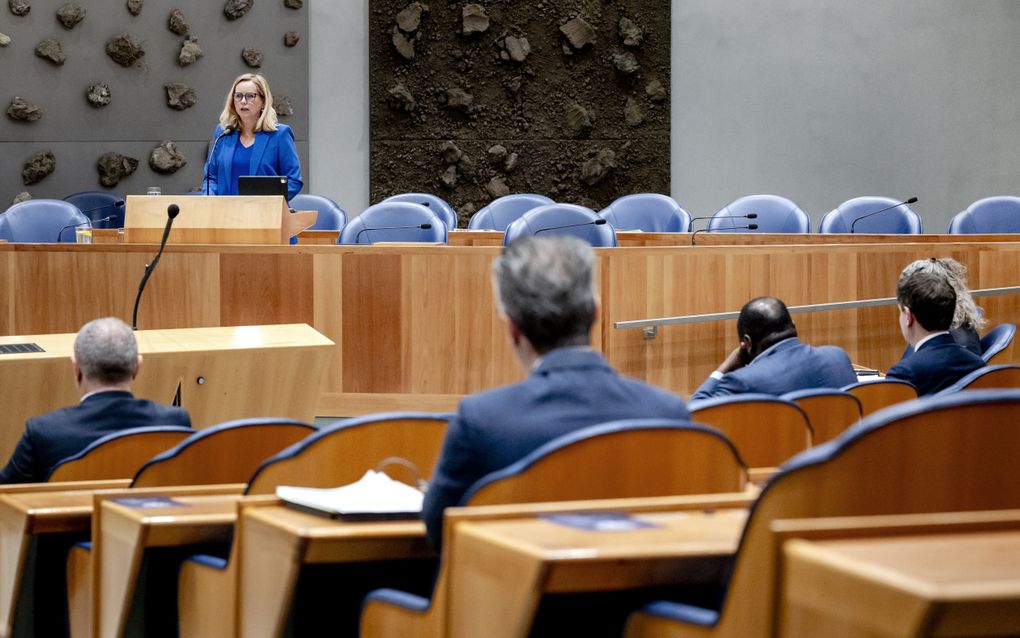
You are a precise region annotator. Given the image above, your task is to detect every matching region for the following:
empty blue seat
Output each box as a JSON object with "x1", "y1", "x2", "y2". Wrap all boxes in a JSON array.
[
  {"x1": 0, "y1": 199, "x2": 90, "y2": 242},
  {"x1": 468, "y1": 193, "x2": 554, "y2": 231},
  {"x1": 290, "y1": 194, "x2": 348, "y2": 231},
  {"x1": 339, "y1": 202, "x2": 448, "y2": 244},
  {"x1": 503, "y1": 203, "x2": 617, "y2": 247},
  {"x1": 947, "y1": 196, "x2": 1020, "y2": 234},
  {"x1": 599, "y1": 193, "x2": 691, "y2": 232},
  {"x1": 708, "y1": 195, "x2": 810, "y2": 233},
  {"x1": 383, "y1": 193, "x2": 458, "y2": 230},
  {"x1": 818, "y1": 196, "x2": 922, "y2": 234},
  {"x1": 63, "y1": 191, "x2": 125, "y2": 229},
  {"x1": 980, "y1": 323, "x2": 1017, "y2": 363}
]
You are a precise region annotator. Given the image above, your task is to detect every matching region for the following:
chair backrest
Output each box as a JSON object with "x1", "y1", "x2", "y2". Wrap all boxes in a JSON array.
[
  {"x1": 981, "y1": 323, "x2": 1017, "y2": 364},
  {"x1": 842, "y1": 379, "x2": 917, "y2": 417},
  {"x1": 936, "y1": 364, "x2": 1020, "y2": 395},
  {"x1": 598, "y1": 193, "x2": 692, "y2": 232},
  {"x1": 245, "y1": 412, "x2": 451, "y2": 494},
  {"x1": 0, "y1": 199, "x2": 89, "y2": 242},
  {"x1": 383, "y1": 193, "x2": 458, "y2": 230},
  {"x1": 708, "y1": 195, "x2": 810, "y2": 233},
  {"x1": 781, "y1": 388, "x2": 862, "y2": 445},
  {"x1": 131, "y1": 418, "x2": 315, "y2": 487},
  {"x1": 468, "y1": 193, "x2": 554, "y2": 231},
  {"x1": 818, "y1": 196, "x2": 922, "y2": 234},
  {"x1": 688, "y1": 395, "x2": 812, "y2": 468},
  {"x1": 289, "y1": 194, "x2": 348, "y2": 231},
  {"x1": 502, "y1": 203, "x2": 617, "y2": 246},
  {"x1": 947, "y1": 196, "x2": 1020, "y2": 234},
  {"x1": 62, "y1": 191, "x2": 125, "y2": 229},
  {"x1": 700, "y1": 390, "x2": 1020, "y2": 638},
  {"x1": 47, "y1": 426, "x2": 194, "y2": 482},
  {"x1": 464, "y1": 420, "x2": 746, "y2": 506},
  {"x1": 339, "y1": 202, "x2": 448, "y2": 244}
]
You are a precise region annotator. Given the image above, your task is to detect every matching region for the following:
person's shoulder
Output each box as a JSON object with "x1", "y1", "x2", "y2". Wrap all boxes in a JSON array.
[{"x1": 25, "y1": 404, "x2": 83, "y2": 437}]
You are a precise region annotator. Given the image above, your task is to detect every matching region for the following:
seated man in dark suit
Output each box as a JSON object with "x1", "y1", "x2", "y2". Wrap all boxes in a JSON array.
[
  {"x1": 422, "y1": 236, "x2": 690, "y2": 549},
  {"x1": 692, "y1": 296, "x2": 857, "y2": 400},
  {"x1": 885, "y1": 270, "x2": 985, "y2": 395},
  {"x1": 0, "y1": 317, "x2": 191, "y2": 483}
]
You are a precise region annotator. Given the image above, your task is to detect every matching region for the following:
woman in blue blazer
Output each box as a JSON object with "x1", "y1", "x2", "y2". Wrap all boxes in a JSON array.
[{"x1": 202, "y1": 73, "x2": 303, "y2": 200}]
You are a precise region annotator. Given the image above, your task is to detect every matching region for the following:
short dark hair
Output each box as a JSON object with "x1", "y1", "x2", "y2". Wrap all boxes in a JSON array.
[
  {"x1": 493, "y1": 236, "x2": 596, "y2": 354},
  {"x1": 736, "y1": 297, "x2": 797, "y2": 351},
  {"x1": 897, "y1": 270, "x2": 956, "y2": 331}
]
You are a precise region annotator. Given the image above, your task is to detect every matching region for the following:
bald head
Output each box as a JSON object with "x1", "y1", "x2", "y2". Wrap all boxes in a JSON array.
[
  {"x1": 73, "y1": 317, "x2": 140, "y2": 386},
  {"x1": 737, "y1": 296, "x2": 797, "y2": 356}
]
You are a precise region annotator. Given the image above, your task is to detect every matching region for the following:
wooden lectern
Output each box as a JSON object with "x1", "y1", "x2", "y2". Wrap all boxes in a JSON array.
[
  {"x1": 124, "y1": 195, "x2": 317, "y2": 244},
  {"x1": 0, "y1": 324, "x2": 334, "y2": 461}
]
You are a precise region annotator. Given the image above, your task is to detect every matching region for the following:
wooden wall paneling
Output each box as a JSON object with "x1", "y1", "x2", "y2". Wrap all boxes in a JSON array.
[
  {"x1": 218, "y1": 252, "x2": 314, "y2": 326},
  {"x1": 0, "y1": 252, "x2": 12, "y2": 336},
  {"x1": 341, "y1": 252, "x2": 405, "y2": 393},
  {"x1": 312, "y1": 253, "x2": 345, "y2": 402}
]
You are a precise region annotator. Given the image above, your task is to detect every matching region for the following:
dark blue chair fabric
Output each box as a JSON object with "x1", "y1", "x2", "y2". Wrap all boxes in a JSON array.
[
  {"x1": 947, "y1": 196, "x2": 1020, "y2": 234},
  {"x1": 980, "y1": 323, "x2": 1017, "y2": 362},
  {"x1": 708, "y1": 195, "x2": 810, "y2": 233},
  {"x1": 502, "y1": 203, "x2": 617, "y2": 246},
  {"x1": 934, "y1": 364, "x2": 1020, "y2": 395},
  {"x1": 818, "y1": 196, "x2": 922, "y2": 234},
  {"x1": 62, "y1": 191, "x2": 126, "y2": 229},
  {"x1": 468, "y1": 193, "x2": 554, "y2": 231},
  {"x1": 339, "y1": 202, "x2": 448, "y2": 245},
  {"x1": 383, "y1": 193, "x2": 458, "y2": 230},
  {"x1": 599, "y1": 193, "x2": 691, "y2": 232},
  {"x1": 0, "y1": 199, "x2": 90, "y2": 242},
  {"x1": 46, "y1": 425, "x2": 195, "y2": 480}
]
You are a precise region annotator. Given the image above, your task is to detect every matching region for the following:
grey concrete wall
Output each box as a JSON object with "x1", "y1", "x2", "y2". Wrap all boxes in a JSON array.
[{"x1": 0, "y1": 0, "x2": 308, "y2": 203}]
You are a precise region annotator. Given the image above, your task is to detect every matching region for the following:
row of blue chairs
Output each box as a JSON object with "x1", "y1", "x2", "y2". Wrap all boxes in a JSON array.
[{"x1": 4, "y1": 191, "x2": 1018, "y2": 244}]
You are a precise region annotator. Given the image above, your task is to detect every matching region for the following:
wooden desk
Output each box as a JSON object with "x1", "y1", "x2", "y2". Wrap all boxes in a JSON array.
[
  {"x1": 447, "y1": 509, "x2": 748, "y2": 638},
  {"x1": 2, "y1": 240, "x2": 1018, "y2": 416},
  {"x1": 780, "y1": 531, "x2": 1020, "y2": 637},
  {"x1": 0, "y1": 324, "x2": 333, "y2": 459},
  {"x1": 237, "y1": 504, "x2": 433, "y2": 638}
]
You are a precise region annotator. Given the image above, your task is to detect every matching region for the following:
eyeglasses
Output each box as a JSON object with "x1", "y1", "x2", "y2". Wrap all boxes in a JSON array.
[{"x1": 233, "y1": 92, "x2": 261, "y2": 103}]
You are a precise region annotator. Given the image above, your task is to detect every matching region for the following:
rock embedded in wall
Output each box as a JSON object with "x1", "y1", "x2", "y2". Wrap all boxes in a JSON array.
[
  {"x1": 149, "y1": 141, "x2": 187, "y2": 174},
  {"x1": 126, "y1": 0, "x2": 142, "y2": 16},
  {"x1": 223, "y1": 0, "x2": 253, "y2": 21},
  {"x1": 22, "y1": 150, "x2": 56, "y2": 185},
  {"x1": 56, "y1": 3, "x2": 85, "y2": 29},
  {"x1": 0, "y1": 31, "x2": 10, "y2": 46},
  {"x1": 96, "y1": 152, "x2": 138, "y2": 187},
  {"x1": 86, "y1": 83, "x2": 112, "y2": 107},
  {"x1": 284, "y1": 0, "x2": 302, "y2": 9},
  {"x1": 165, "y1": 82, "x2": 197, "y2": 110},
  {"x1": 12, "y1": 192, "x2": 31, "y2": 204},
  {"x1": 241, "y1": 47, "x2": 263, "y2": 67},
  {"x1": 178, "y1": 36, "x2": 203, "y2": 66},
  {"x1": 7, "y1": 97, "x2": 41, "y2": 122},
  {"x1": 9, "y1": 0, "x2": 29, "y2": 17},
  {"x1": 274, "y1": 95, "x2": 294, "y2": 116},
  {"x1": 284, "y1": 31, "x2": 300, "y2": 47},
  {"x1": 168, "y1": 8, "x2": 189, "y2": 36},
  {"x1": 35, "y1": 37, "x2": 66, "y2": 65},
  {"x1": 106, "y1": 33, "x2": 145, "y2": 67}
]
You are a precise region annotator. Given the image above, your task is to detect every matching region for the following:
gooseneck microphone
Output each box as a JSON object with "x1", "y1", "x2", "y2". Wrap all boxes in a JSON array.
[
  {"x1": 691, "y1": 223, "x2": 759, "y2": 245},
  {"x1": 203, "y1": 126, "x2": 235, "y2": 195},
  {"x1": 55, "y1": 215, "x2": 117, "y2": 242},
  {"x1": 849, "y1": 197, "x2": 918, "y2": 233},
  {"x1": 132, "y1": 203, "x2": 180, "y2": 330},
  {"x1": 688, "y1": 213, "x2": 757, "y2": 230},
  {"x1": 354, "y1": 223, "x2": 432, "y2": 244},
  {"x1": 534, "y1": 218, "x2": 608, "y2": 235}
]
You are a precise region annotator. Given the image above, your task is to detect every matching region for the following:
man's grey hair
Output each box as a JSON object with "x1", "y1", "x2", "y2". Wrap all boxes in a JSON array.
[
  {"x1": 492, "y1": 236, "x2": 597, "y2": 353},
  {"x1": 73, "y1": 317, "x2": 139, "y2": 384}
]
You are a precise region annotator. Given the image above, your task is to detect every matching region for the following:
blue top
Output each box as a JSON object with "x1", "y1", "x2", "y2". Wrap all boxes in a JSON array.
[
  {"x1": 227, "y1": 143, "x2": 255, "y2": 197},
  {"x1": 202, "y1": 123, "x2": 303, "y2": 200}
]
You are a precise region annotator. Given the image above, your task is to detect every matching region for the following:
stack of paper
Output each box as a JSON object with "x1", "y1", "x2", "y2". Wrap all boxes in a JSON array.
[{"x1": 277, "y1": 470, "x2": 425, "y2": 520}]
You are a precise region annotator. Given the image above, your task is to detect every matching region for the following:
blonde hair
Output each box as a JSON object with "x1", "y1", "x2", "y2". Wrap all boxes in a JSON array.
[
  {"x1": 899, "y1": 257, "x2": 986, "y2": 330},
  {"x1": 218, "y1": 73, "x2": 279, "y2": 133}
]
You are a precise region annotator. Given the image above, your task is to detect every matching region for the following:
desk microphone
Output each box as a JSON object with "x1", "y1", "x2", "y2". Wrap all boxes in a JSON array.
[
  {"x1": 203, "y1": 126, "x2": 235, "y2": 195},
  {"x1": 849, "y1": 197, "x2": 918, "y2": 233},
  {"x1": 691, "y1": 223, "x2": 759, "y2": 245},
  {"x1": 688, "y1": 213, "x2": 757, "y2": 230},
  {"x1": 132, "y1": 203, "x2": 180, "y2": 330},
  {"x1": 353, "y1": 223, "x2": 432, "y2": 244},
  {"x1": 55, "y1": 215, "x2": 117, "y2": 242},
  {"x1": 533, "y1": 218, "x2": 608, "y2": 235}
]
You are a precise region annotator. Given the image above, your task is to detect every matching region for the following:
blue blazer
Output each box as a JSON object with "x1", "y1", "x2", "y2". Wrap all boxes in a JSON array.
[
  {"x1": 692, "y1": 337, "x2": 858, "y2": 401},
  {"x1": 422, "y1": 347, "x2": 690, "y2": 549},
  {"x1": 886, "y1": 332, "x2": 985, "y2": 396},
  {"x1": 202, "y1": 123, "x2": 303, "y2": 200},
  {"x1": 0, "y1": 391, "x2": 191, "y2": 484}
]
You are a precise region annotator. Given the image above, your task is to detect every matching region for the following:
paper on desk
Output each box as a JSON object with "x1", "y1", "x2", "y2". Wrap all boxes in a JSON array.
[{"x1": 277, "y1": 470, "x2": 424, "y2": 515}]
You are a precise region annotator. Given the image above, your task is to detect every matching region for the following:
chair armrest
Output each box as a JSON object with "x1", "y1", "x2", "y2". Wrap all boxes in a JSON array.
[
  {"x1": 364, "y1": 588, "x2": 431, "y2": 613},
  {"x1": 634, "y1": 600, "x2": 719, "y2": 627},
  {"x1": 184, "y1": 554, "x2": 229, "y2": 570}
]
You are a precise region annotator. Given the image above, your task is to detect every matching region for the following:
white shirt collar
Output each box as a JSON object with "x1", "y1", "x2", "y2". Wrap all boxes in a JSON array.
[{"x1": 913, "y1": 331, "x2": 950, "y2": 352}]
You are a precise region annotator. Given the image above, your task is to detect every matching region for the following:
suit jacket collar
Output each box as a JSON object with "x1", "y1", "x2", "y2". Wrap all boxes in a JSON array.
[
  {"x1": 753, "y1": 336, "x2": 800, "y2": 362},
  {"x1": 532, "y1": 347, "x2": 609, "y2": 377}
]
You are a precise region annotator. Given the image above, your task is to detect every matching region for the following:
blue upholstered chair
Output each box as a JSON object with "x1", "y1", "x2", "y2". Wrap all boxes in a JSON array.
[
  {"x1": 62, "y1": 191, "x2": 126, "y2": 229},
  {"x1": 290, "y1": 193, "x2": 348, "y2": 231},
  {"x1": 935, "y1": 364, "x2": 1020, "y2": 395},
  {"x1": 0, "y1": 199, "x2": 89, "y2": 242},
  {"x1": 502, "y1": 203, "x2": 617, "y2": 246},
  {"x1": 339, "y1": 202, "x2": 448, "y2": 244},
  {"x1": 947, "y1": 196, "x2": 1020, "y2": 234},
  {"x1": 46, "y1": 425, "x2": 194, "y2": 482},
  {"x1": 130, "y1": 418, "x2": 315, "y2": 487},
  {"x1": 468, "y1": 193, "x2": 554, "y2": 231},
  {"x1": 818, "y1": 196, "x2": 922, "y2": 234},
  {"x1": 360, "y1": 419, "x2": 749, "y2": 638},
  {"x1": 599, "y1": 193, "x2": 691, "y2": 232},
  {"x1": 981, "y1": 323, "x2": 1017, "y2": 364},
  {"x1": 780, "y1": 388, "x2": 862, "y2": 445},
  {"x1": 624, "y1": 390, "x2": 1020, "y2": 638},
  {"x1": 707, "y1": 194, "x2": 810, "y2": 233},
  {"x1": 384, "y1": 193, "x2": 458, "y2": 230}
]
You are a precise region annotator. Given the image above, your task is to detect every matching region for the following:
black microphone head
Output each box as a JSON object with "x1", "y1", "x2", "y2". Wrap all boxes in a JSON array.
[
  {"x1": 593, "y1": 218, "x2": 607, "y2": 225},
  {"x1": 747, "y1": 224, "x2": 759, "y2": 230},
  {"x1": 223, "y1": 125, "x2": 235, "y2": 135},
  {"x1": 746, "y1": 213, "x2": 758, "y2": 219},
  {"x1": 167, "y1": 204, "x2": 180, "y2": 219},
  {"x1": 420, "y1": 223, "x2": 432, "y2": 229},
  {"x1": 114, "y1": 200, "x2": 125, "y2": 207},
  {"x1": 905, "y1": 196, "x2": 918, "y2": 204}
]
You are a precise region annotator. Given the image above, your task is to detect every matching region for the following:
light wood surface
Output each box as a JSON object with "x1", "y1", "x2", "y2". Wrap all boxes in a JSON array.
[
  {"x1": 689, "y1": 401, "x2": 812, "y2": 469},
  {"x1": 845, "y1": 379, "x2": 918, "y2": 417},
  {"x1": 0, "y1": 324, "x2": 332, "y2": 461},
  {"x1": 48, "y1": 429, "x2": 193, "y2": 483},
  {"x1": 1, "y1": 240, "x2": 1018, "y2": 419},
  {"x1": 124, "y1": 196, "x2": 316, "y2": 245},
  {"x1": 788, "y1": 393, "x2": 862, "y2": 445},
  {"x1": 781, "y1": 530, "x2": 1020, "y2": 637},
  {"x1": 957, "y1": 365, "x2": 1020, "y2": 391}
]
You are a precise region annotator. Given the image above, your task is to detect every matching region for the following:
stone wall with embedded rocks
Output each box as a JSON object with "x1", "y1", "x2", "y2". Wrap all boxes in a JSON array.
[
  {"x1": 370, "y1": 0, "x2": 670, "y2": 226},
  {"x1": 0, "y1": 0, "x2": 308, "y2": 206}
]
